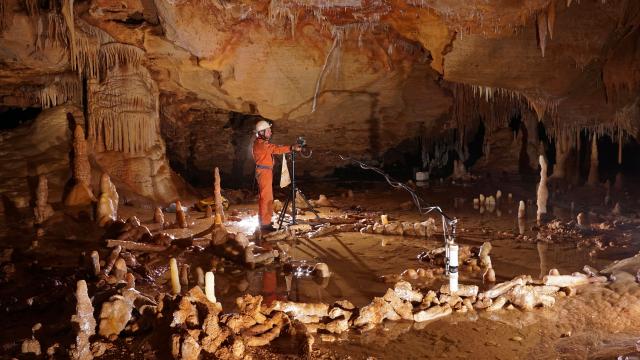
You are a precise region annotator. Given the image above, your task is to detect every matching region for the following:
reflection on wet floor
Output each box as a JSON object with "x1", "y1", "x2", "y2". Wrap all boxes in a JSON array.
[{"x1": 105, "y1": 181, "x2": 640, "y2": 317}]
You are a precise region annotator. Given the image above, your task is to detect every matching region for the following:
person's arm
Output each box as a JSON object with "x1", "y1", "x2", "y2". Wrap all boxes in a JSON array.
[{"x1": 266, "y1": 142, "x2": 300, "y2": 155}]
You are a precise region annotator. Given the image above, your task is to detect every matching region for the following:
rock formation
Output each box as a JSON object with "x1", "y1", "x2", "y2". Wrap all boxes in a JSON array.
[
  {"x1": 537, "y1": 155, "x2": 549, "y2": 222},
  {"x1": 33, "y1": 175, "x2": 54, "y2": 224},
  {"x1": 97, "y1": 173, "x2": 118, "y2": 227},
  {"x1": 65, "y1": 124, "x2": 95, "y2": 207},
  {"x1": 70, "y1": 280, "x2": 96, "y2": 360}
]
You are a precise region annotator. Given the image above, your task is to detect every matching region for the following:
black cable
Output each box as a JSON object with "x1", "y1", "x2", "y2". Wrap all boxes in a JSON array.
[{"x1": 316, "y1": 150, "x2": 458, "y2": 246}]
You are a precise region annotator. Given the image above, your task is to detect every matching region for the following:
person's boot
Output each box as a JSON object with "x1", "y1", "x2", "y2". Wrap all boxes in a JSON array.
[{"x1": 260, "y1": 224, "x2": 278, "y2": 232}]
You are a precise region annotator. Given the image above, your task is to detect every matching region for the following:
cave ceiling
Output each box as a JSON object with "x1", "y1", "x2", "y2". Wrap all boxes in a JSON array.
[{"x1": 1, "y1": 0, "x2": 639, "y2": 171}]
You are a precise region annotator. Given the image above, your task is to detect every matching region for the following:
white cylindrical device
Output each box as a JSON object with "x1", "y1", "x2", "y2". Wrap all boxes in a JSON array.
[{"x1": 448, "y1": 243, "x2": 459, "y2": 293}]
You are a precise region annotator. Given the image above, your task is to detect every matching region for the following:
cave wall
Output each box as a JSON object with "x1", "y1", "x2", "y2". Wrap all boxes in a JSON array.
[{"x1": 1, "y1": 0, "x2": 639, "y2": 201}]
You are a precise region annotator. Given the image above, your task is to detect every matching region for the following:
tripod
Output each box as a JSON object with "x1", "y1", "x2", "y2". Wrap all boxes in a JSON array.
[{"x1": 277, "y1": 150, "x2": 320, "y2": 229}]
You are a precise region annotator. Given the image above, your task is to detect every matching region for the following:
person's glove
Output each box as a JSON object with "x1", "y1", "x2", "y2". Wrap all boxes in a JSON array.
[{"x1": 291, "y1": 144, "x2": 302, "y2": 152}]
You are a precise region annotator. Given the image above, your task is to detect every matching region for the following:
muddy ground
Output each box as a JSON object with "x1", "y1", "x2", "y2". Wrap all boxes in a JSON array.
[{"x1": 1, "y1": 175, "x2": 640, "y2": 359}]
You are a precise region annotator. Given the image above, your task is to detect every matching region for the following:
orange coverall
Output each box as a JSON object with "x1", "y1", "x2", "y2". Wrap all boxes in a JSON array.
[{"x1": 253, "y1": 138, "x2": 291, "y2": 226}]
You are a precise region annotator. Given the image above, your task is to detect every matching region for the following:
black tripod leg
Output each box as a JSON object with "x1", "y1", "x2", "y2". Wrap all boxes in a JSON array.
[
  {"x1": 297, "y1": 190, "x2": 321, "y2": 219},
  {"x1": 277, "y1": 196, "x2": 291, "y2": 229}
]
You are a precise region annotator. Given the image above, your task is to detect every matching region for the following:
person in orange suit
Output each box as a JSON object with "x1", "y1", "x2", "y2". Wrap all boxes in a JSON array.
[{"x1": 253, "y1": 120, "x2": 301, "y2": 232}]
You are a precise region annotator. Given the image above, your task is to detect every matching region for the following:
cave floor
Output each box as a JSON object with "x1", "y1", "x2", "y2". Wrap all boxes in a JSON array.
[{"x1": 1, "y1": 176, "x2": 640, "y2": 359}]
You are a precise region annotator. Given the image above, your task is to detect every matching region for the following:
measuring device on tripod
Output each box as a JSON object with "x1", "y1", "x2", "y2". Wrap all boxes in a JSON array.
[{"x1": 277, "y1": 137, "x2": 320, "y2": 229}]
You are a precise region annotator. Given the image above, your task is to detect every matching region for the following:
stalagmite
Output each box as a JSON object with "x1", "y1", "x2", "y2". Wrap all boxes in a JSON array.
[
  {"x1": 125, "y1": 273, "x2": 135, "y2": 289},
  {"x1": 97, "y1": 174, "x2": 118, "y2": 227},
  {"x1": 214, "y1": 168, "x2": 225, "y2": 224},
  {"x1": 180, "y1": 264, "x2": 190, "y2": 286},
  {"x1": 536, "y1": 155, "x2": 548, "y2": 222},
  {"x1": 618, "y1": 132, "x2": 623, "y2": 165},
  {"x1": 175, "y1": 201, "x2": 188, "y2": 228},
  {"x1": 90, "y1": 251, "x2": 100, "y2": 276},
  {"x1": 587, "y1": 136, "x2": 599, "y2": 186},
  {"x1": 537, "y1": 242, "x2": 548, "y2": 279},
  {"x1": 315, "y1": 263, "x2": 330, "y2": 278},
  {"x1": 170, "y1": 258, "x2": 181, "y2": 295},
  {"x1": 518, "y1": 217, "x2": 526, "y2": 235},
  {"x1": 577, "y1": 212, "x2": 586, "y2": 227},
  {"x1": 551, "y1": 132, "x2": 571, "y2": 180},
  {"x1": 70, "y1": 280, "x2": 95, "y2": 360},
  {"x1": 154, "y1": 207, "x2": 164, "y2": 224},
  {"x1": 614, "y1": 172, "x2": 623, "y2": 191},
  {"x1": 518, "y1": 200, "x2": 526, "y2": 219},
  {"x1": 452, "y1": 160, "x2": 467, "y2": 180},
  {"x1": 484, "y1": 268, "x2": 496, "y2": 283},
  {"x1": 113, "y1": 258, "x2": 127, "y2": 281},
  {"x1": 205, "y1": 272, "x2": 217, "y2": 303},
  {"x1": 612, "y1": 202, "x2": 622, "y2": 216},
  {"x1": 33, "y1": 175, "x2": 54, "y2": 225},
  {"x1": 103, "y1": 245, "x2": 121, "y2": 276},
  {"x1": 195, "y1": 267, "x2": 205, "y2": 288},
  {"x1": 65, "y1": 125, "x2": 95, "y2": 207}
]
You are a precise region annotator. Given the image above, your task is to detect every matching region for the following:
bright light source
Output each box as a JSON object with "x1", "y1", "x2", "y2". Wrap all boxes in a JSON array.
[{"x1": 236, "y1": 216, "x2": 259, "y2": 233}]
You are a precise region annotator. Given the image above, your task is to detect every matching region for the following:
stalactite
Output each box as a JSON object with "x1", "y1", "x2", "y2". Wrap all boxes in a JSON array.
[
  {"x1": 0, "y1": 0, "x2": 7, "y2": 32},
  {"x1": 98, "y1": 43, "x2": 145, "y2": 76},
  {"x1": 587, "y1": 135, "x2": 599, "y2": 186},
  {"x1": 550, "y1": 127, "x2": 575, "y2": 180},
  {"x1": 536, "y1": 12, "x2": 548, "y2": 57},
  {"x1": 36, "y1": 13, "x2": 68, "y2": 51},
  {"x1": 61, "y1": 0, "x2": 77, "y2": 72},
  {"x1": 547, "y1": 0, "x2": 556, "y2": 40},
  {"x1": 40, "y1": 73, "x2": 82, "y2": 108},
  {"x1": 312, "y1": 28, "x2": 343, "y2": 113},
  {"x1": 23, "y1": 0, "x2": 39, "y2": 16},
  {"x1": 89, "y1": 66, "x2": 158, "y2": 154}
]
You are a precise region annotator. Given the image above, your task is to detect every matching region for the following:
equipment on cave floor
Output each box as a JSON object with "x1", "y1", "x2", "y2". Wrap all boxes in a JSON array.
[
  {"x1": 277, "y1": 146, "x2": 320, "y2": 229},
  {"x1": 323, "y1": 150, "x2": 460, "y2": 291},
  {"x1": 196, "y1": 196, "x2": 230, "y2": 212}
]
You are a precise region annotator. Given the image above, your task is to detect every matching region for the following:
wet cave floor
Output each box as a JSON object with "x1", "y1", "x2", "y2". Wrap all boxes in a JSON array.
[{"x1": 2, "y1": 175, "x2": 640, "y2": 359}]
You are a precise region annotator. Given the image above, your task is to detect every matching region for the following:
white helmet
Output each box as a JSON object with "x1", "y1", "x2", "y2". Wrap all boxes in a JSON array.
[{"x1": 255, "y1": 120, "x2": 272, "y2": 133}]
